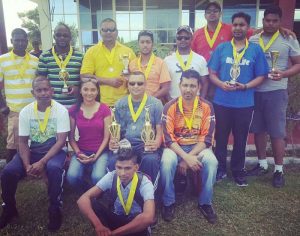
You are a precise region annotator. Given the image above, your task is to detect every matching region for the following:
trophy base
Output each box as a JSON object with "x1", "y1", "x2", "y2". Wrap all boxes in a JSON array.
[
  {"x1": 143, "y1": 147, "x2": 154, "y2": 154},
  {"x1": 228, "y1": 80, "x2": 236, "y2": 86},
  {"x1": 122, "y1": 69, "x2": 129, "y2": 75},
  {"x1": 61, "y1": 87, "x2": 69, "y2": 94}
]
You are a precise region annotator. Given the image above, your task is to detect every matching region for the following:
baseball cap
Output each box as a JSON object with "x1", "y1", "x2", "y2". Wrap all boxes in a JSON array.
[
  {"x1": 176, "y1": 25, "x2": 193, "y2": 35},
  {"x1": 205, "y1": 1, "x2": 221, "y2": 11}
]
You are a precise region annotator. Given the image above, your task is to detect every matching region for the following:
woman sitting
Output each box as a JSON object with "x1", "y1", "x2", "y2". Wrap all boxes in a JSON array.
[{"x1": 67, "y1": 77, "x2": 111, "y2": 193}]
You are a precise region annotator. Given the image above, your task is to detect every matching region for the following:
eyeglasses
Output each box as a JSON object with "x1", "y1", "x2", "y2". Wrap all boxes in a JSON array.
[
  {"x1": 81, "y1": 77, "x2": 99, "y2": 84},
  {"x1": 176, "y1": 36, "x2": 191, "y2": 41},
  {"x1": 205, "y1": 9, "x2": 220, "y2": 14},
  {"x1": 128, "y1": 82, "x2": 144, "y2": 86},
  {"x1": 101, "y1": 28, "x2": 117, "y2": 33},
  {"x1": 55, "y1": 33, "x2": 70, "y2": 38}
]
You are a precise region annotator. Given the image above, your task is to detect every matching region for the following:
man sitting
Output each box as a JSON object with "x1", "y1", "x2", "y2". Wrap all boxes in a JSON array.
[
  {"x1": 0, "y1": 76, "x2": 70, "y2": 231},
  {"x1": 77, "y1": 146, "x2": 155, "y2": 236},
  {"x1": 160, "y1": 69, "x2": 218, "y2": 224}
]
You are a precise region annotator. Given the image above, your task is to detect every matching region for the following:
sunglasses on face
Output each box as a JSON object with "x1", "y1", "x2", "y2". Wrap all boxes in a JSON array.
[
  {"x1": 128, "y1": 82, "x2": 144, "y2": 86},
  {"x1": 176, "y1": 36, "x2": 191, "y2": 41},
  {"x1": 55, "y1": 33, "x2": 70, "y2": 38},
  {"x1": 101, "y1": 28, "x2": 117, "y2": 33}
]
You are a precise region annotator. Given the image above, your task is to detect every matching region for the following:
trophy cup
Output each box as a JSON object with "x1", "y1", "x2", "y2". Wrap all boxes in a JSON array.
[
  {"x1": 120, "y1": 53, "x2": 130, "y2": 75},
  {"x1": 141, "y1": 107, "x2": 156, "y2": 153},
  {"x1": 59, "y1": 68, "x2": 69, "y2": 93},
  {"x1": 229, "y1": 63, "x2": 241, "y2": 85},
  {"x1": 270, "y1": 50, "x2": 280, "y2": 72},
  {"x1": 109, "y1": 108, "x2": 121, "y2": 154}
]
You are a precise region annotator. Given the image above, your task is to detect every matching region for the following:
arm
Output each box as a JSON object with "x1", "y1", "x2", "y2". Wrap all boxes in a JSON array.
[
  {"x1": 19, "y1": 136, "x2": 32, "y2": 173},
  {"x1": 0, "y1": 89, "x2": 9, "y2": 115},
  {"x1": 200, "y1": 75, "x2": 209, "y2": 98},
  {"x1": 111, "y1": 200, "x2": 155, "y2": 236},
  {"x1": 235, "y1": 75, "x2": 265, "y2": 90},
  {"x1": 209, "y1": 69, "x2": 236, "y2": 91},
  {"x1": 271, "y1": 56, "x2": 300, "y2": 80},
  {"x1": 93, "y1": 116, "x2": 111, "y2": 160},
  {"x1": 152, "y1": 82, "x2": 171, "y2": 99}
]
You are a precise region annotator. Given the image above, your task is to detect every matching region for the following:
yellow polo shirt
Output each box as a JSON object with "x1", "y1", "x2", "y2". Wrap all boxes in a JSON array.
[{"x1": 81, "y1": 41, "x2": 135, "y2": 106}]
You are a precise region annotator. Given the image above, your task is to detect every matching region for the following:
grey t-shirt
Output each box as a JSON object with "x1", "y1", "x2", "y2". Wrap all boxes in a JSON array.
[
  {"x1": 249, "y1": 33, "x2": 300, "y2": 92},
  {"x1": 114, "y1": 95, "x2": 163, "y2": 148}
]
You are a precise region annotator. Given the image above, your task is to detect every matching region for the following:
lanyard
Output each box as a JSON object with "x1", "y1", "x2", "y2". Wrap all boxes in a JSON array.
[
  {"x1": 137, "y1": 53, "x2": 155, "y2": 80},
  {"x1": 175, "y1": 50, "x2": 193, "y2": 71},
  {"x1": 178, "y1": 96, "x2": 198, "y2": 130},
  {"x1": 33, "y1": 100, "x2": 53, "y2": 133},
  {"x1": 231, "y1": 38, "x2": 249, "y2": 65},
  {"x1": 259, "y1": 30, "x2": 279, "y2": 52},
  {"x1": 117, "y1": 173, "x2": 138, "y2": 215},
  {"x1": 204, "y1": 22, "x2": 222, "y2": 48},
  {"x1": 128, "y1": 93, "x2": 148, "y2": 122},
  {"x1": 52, "y1": 46, "x2": 73, "y2": 69}
]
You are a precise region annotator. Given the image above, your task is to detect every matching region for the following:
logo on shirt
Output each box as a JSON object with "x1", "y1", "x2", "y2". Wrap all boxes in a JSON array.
[{"x1": 226, "y1": 57, "x2": 250, "y2": 66}]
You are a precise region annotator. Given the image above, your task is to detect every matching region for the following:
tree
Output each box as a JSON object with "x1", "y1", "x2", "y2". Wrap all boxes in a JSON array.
[{"x1": 17, "y1": 7, "x2": 40, "y2": 42}]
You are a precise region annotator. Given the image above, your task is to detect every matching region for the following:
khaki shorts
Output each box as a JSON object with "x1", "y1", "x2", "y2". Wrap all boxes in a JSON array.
[{"x1": 6, "y1": 111, "x2": 19, "y2": 149}]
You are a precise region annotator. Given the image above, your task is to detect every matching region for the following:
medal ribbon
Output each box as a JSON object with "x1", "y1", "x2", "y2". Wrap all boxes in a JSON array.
[
  {"x1": 259, "y1": 30, "x2": 279, "y2": 52},
  {"x1": 52, "y1": 46, "x2": 73, "y2": 69},
  {"x1": 10, "y1": 51, "x2": 30, "y2": 79},
  {"x1": 231, "y1": 38, "x2": 249, "y2": 65},
  {"x1": 204, "y1": 22, "x2": 222, "y2": 48},
  {"x1": 178, "y1": 96, "x2": 198, "y2": 130},
  {"x1": 33, "y1": 100, "x2": 53, "y2": 133},
  {"x1": 128, "y1": 93, "x2": 148, "y2": 122},
  {"x1": 137, "y1": 53, "x2": 155, "y2": 80},
  {"x1": 100, "y1": 41, "x2": 117, "y2": 65},
  {"x1": 117, "y1": 172, "x2": 138, "y2": 215},
  {"x1": 175, "y1": 50, "x2": 193, "y2": 71}
]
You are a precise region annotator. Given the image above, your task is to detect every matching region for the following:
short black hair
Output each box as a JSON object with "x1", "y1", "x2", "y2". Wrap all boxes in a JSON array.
[
  {"x1": 232, "y1": 12, "x2": 251, "y2": 25},
  {"x1": 100, "y1": 18, "x2": 117, "y2": 27},
  {"x1": 180, "y1": 69, "x2": 202, "y2": 85},
  {"x1": 205, "y1": 1, "x2": 221, "y2": 11},
  {"x1": 264, "y1": 6, "x2": 282, "y2": 18},
  {"x1": 117, "y1": 148, "x2": 138, "y2": 164},
  {"x1": 32, "y1": 76, "x2": 51, "y2": 88},
  {"x1": 11, "y1": 28, "x2": 27, "y2": 39},
  {"x1": 138, "y1": 30, "x2": 154, "y2": 42},
  {"x1": 129, "y1": 71, "x2": 146, "y2": 81},
  {"x1": 54, "y1": 22, "x2": 71, "y2": 35}
]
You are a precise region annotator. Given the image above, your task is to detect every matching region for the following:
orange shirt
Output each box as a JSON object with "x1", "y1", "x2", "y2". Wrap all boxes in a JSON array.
[
  {"x1": 129, "y1": 56, "x2": 171, "y2": 96},
  {"x1": 162, "y1": 96, "x2": 215, "y2": 146}
]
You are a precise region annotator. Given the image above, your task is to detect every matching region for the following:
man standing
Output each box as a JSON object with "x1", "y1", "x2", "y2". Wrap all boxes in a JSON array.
[
  {"x1": 160, "y1": 69, "x2": 218, "y2": 223},
  {"x1": 77, "y1": 148, "x2": 154, "y2": 236},
  {"x1": 208, "y1": 12, "x2": 269, "y2": 186},
  {"x1": 81, "y1": 18, "x2": 136, "y2": 107},
  {"x1": 0, "y1": 28, "x2": 38, "y2": 162},
  {"x1": 0, "y1": 76, "x2": 70, "y2": 231},
  {"x1": 164, "y1": 26, "x2": 209, "y2": 100},
  {"x1": 247, "y1": 6, "x2": 300, "y2": 187},
  {"x1": 129, "y1": 30, "x2": 171, "y2": 100},
  {"x1": 109, "y1": 71, "x2": 163, "y2": 188},
  {"x1": 37, "y1": 23, "x2": 83, "y2": 107}
]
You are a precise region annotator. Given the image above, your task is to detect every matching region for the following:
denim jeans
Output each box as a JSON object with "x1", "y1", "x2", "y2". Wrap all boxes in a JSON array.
[
  {"x1": 66, "y1": 151, "x2": 109, "y2": 192},
  {"x1": 1, "y1": 150, "x2": 66, "y2": 213},
  {"x1": 160, "y1": 145, "x2": 218, "y2": 206}
]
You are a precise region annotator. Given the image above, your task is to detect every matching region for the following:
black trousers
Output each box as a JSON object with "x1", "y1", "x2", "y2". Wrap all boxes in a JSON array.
[
  {"x1": 213, "y1": 104, "x2": 254, "y2": 173},
  {"x1": 92, "y1": 200, "x2": 148, "y2": 236}
]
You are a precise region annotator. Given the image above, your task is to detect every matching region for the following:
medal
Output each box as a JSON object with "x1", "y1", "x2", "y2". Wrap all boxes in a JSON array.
[{"x1": 109, "y1": 67, "x2": 114, "y2": 72}]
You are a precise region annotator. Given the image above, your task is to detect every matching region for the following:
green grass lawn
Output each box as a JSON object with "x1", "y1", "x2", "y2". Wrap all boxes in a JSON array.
[{"x1": 0, "y1": 164, "x2": 300, "y2": 236}]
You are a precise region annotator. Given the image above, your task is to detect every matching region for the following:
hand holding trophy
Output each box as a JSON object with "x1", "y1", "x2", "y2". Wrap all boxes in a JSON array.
[
  {"x1": 59, "y1": 68, "x2": 69, "y2": 93},
  {"x1": 141, "y1": 107, "x2": 156, "y2": 153},
  {"x1": 109, "y1": 108, "x2": 121, "y2": 154}
]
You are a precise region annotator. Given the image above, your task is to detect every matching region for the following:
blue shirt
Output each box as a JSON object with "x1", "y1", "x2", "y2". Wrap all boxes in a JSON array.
[
  {"x1": 208, "y1": 41, "x2": 269, "y2": 108},
  {"x1": 96, "y1": 171, "x2": 154, "y2": 217}
]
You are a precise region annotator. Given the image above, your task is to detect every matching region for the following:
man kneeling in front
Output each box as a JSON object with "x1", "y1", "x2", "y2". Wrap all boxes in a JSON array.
[
  {"x1": 160, "y1": 69, "x2": 218, "y2": 224},
  {"x1": 77, "y1": 146, "x2": 155, "y2": 236}
]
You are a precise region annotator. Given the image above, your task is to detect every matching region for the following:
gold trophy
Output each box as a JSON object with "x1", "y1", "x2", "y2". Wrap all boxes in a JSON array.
[
  {"x1": 270, "y1": 50, "x2": 280, "y2": 72},
  {"x1": 59, "y1": 68, "x2": 69, "y2": 93},
  {"x1": 109, "y1": 108, "x2": 121, "y2": 154},
  {"x1": 141, "y1": 107, "x2": 156, "y2": 153},
  {"x1": 120, "y1": 53, "x2": 130, "y2": 75},
  {"x1": 229, "y1": 63, "x2": 241, "y2": 85}
]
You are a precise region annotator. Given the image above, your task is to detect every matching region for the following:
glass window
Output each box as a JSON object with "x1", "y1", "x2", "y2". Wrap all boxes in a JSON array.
[
  {"x1": 64, "y1": 15, "x2": 78, "y2": 27},
  {"x1": 52, "y1": 15, "x2": 65, "y2": 30},
  {"x1": 79, "y1": 0, "x2": 90, "y2": 15},
  {"x1": 130, "y1": 13, "x2": 143, "y2": 30},
  {"x1": 50, "y1": 0, "x2": 64, "y2": 14},
  {"x1": 116, "y1": 13, "x2": 130, "y2": 30},
  {"x1": 80, "y1": 14, "x2": 92, "y2": 30},
  {"x1": 63, "y1": 0, "x2": 77, "y2": 14}
]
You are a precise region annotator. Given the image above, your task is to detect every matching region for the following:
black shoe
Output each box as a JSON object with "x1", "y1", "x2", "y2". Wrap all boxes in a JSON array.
[
  {"x1": 233, "y1": 170, "x2": 248, "y2": 187},
  {"x1": 216, "y1": 170, "x2": 227, "y2": 182},
  {"x1": 247, "y1": 164, "x2": 268, "y2": 176},
  {"x1": 161, "y1": 204, "x2": 175, "y2": 222},
  {"x1": 272, "y1": 171, "x2": 285, "y2": 188},
  {"x1": 198, "y1": 204, "x2": 217, "y2": 224},
  {"x1": 0, "y1": 205, "x2": 19, "y2": 229},
  {"x1": 47, "y1": 209, "x2": 62, "y2": 232}
]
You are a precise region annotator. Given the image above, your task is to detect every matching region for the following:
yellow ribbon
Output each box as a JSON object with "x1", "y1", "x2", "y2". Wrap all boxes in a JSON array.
[
  {"x1": 137, "y1": 53, "x2": 155, "y2": 80},
  {"x1": 100, "y1": 41, "x2": 117, "y2": 65},
  {"x1": 33, "y1": 100, "x2": 53, "y2": 133},
  {"x1": 52, "y1": 46, "x2": 73, "y2": 70},
  {"x1": 128, "y1": 93, "x2": 148, "y2": 122},
  {"x1": 204, "y1": 22, "x2": 222, "y2": 48},
  {"x1": 259, "y1": 30, "x2": 279, "y2": 52},
  {"x1": 117, "y1": 172, "x2": 138, "y2": 215},
  {"x1": 10, "y1": 51, "x2": 30, "y2": 79},
  {"x1": 175, "y1": 50, "x2": 193, "y2": 72},
  {"x1": 178, "y1": 96, "x2": 198, "y2": 130},
  {"x1": 231, "y1": 38, "x2": 249, "y2": 65}
]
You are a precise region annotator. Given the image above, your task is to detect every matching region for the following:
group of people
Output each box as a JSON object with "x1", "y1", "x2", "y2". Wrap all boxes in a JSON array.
[{"x1": 0, "y1": 1, "x2": 299, "y2": 235}]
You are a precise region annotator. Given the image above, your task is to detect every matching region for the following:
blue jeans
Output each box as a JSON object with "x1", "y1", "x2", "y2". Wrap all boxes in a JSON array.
[
  {"x1": 160, "y1": 145, "x2": 218, "y2": 206},
  {"x1": 1, "y1": 150, "x2": 66, "y2": 213},
  {"x1": 66, "y1": 151, "x2": 109, "y2": 192}
]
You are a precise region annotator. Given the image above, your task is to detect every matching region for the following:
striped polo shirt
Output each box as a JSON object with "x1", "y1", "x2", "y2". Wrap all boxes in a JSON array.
[
  {"x1": 0, "y1": 51, "x2": 38, "y2": 112},
  {"x1": 37, "y1": 48, "x2": 83, "y2": 106}
]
